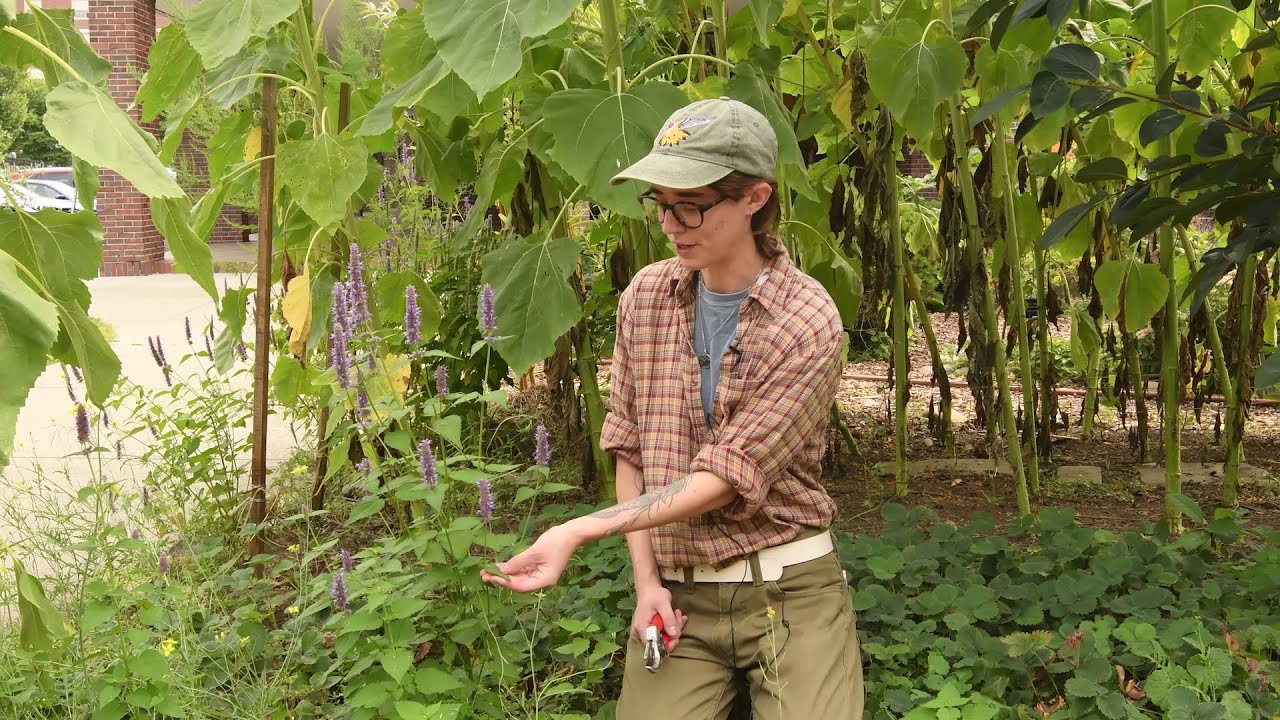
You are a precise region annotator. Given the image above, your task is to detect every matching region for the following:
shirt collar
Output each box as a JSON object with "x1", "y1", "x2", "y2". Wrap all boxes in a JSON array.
[{"x1": 667, "y1": 249, "x2": 794, "y2": 316}]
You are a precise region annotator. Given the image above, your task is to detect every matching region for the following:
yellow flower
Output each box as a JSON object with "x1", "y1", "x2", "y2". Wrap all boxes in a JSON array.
[
  {"x1": 215, "y1": 632, "x2": 225, "y2": 642},
  {"x1": 287, "y1": 605, "x2": 300, "y2": 615},
  {"x1": 239, "y1": 636, "x2": 250, "y2": 645},
  {"x1": 159, "y1": 637, "x2": 177, "y2": 657},
  {"x1": 766, "y1": 606, "x2": 776, "y2": 620},
  {"x1": 290, "y1": 465, "x2": 309, "y2": 475},
  {"x1": 287, "y1": 544, "x2": 299, "y2": 553}
]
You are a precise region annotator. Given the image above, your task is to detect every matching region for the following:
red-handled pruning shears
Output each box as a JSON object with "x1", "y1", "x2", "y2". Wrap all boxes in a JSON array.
[{"x1": 643, "y1": 613, "x2": 675, "y2": 673}]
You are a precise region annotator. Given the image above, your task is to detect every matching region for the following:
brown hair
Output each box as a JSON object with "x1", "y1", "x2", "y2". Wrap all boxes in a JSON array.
[{"x1": 708, "y1": 171, "x2": 784, "y2": 259}]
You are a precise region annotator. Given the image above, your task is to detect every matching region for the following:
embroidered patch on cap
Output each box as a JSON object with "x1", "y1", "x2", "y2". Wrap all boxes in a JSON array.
[{"x1": 657, "y1": 116, "x2": 710, "y2": 147}]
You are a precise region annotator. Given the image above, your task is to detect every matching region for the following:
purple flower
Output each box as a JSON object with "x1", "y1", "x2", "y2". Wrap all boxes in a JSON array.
[
  {"x1": 479, "y1": 284, "x2": 497, "y2": 333},
  {"x1": 64, "y1": 369, "x2": 77, "y2": 403},
  {"x1": 203, "y1": 327, "x2": 214, "y2": 358},
  {"x1": 377, "y1": 185, "x2": 386, "y2": 206},
  {"x1": 356, "y1": 386, "x2": 370, "y2": 423},
  {"x1": 339, "y1": 548, "x2": 354, "y2": 573},
  {"x1": 158, "y1": 555, "x2": 170, "y2": 574},
  {"x1": 148, "y1": 422, "x2": 159, "y2": 440},
  {"x1": 355, "y1": 458, "x2": 370, "y2": 474},
  {"x1": 235, "y1": 341, "x2": 248, "y2": 363},
  {"x1": 69, "y1": 365, "x2": 82, "y2": 383},
  {"x1": 116, "y1": 440, "x2": 123, "y2": 460},
  {"x1": 476, "y1": 479, "x2": 494, "y2": 521},
  {"x1": 147, "y1": 335, "x2": 162, "y2": 367},
  {"x1": 142, "y1": 487, "x2": 151, "y2": 507},
  {"x1": 534, "y1": 424, "x2": 551, "y2": 467},
  {"x1": 418, "y1": 438, "x2": 438, "y2": 489},
  {"x1": 331, "y1": 571, "x2": 349, "y2": 610},
  {"x1": 74, "y1": 404, "x2": 90, "y2": 446},
  {"x1": 331, "y1": 284, "x2": 352, "y2": 388},
  {"x1": 130, "y1": 528, "x2": 140, "y2": 541},
  {"x1": 102, "y1": 410, "x2": 110, "y2": 428},
  {"x1": 434, "y1": 365, "x2": 449, "y2": 395},
  {"x1": 347, "y1": 243, "x2": 370, "y2": 330},
  {"x1": 184, "y1": 316, "x2": 193, "y2": 347},
  {"x1": 405, "y1": 286, "x2": 421, "y2": 345}
]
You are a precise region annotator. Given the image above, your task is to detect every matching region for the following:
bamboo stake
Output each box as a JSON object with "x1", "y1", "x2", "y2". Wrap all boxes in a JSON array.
[
  {"x1": 248, "y1": 77, "x2": 278, "y2": 569},
  {"x1": 885, "y1": 122, "x2": 910, "y2": 496},
  {"x1": 1223, "y1": 255, "x2": 1257, "y2": 507}
]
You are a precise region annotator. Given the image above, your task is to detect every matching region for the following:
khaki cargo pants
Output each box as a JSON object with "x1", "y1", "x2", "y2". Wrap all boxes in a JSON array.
[{"x1": 617, "y1": 551, "x2": 864, "y2": 720}]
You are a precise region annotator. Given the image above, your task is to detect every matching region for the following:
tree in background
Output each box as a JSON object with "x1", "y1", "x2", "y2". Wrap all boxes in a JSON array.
[{"x1": 0, "y1": 66, "x2": 69, "y2": 165}]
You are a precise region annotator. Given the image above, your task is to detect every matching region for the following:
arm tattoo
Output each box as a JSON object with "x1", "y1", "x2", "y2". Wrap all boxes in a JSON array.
[{"x1": 589, "y1": 476, "x2": 691, "y2": 536}]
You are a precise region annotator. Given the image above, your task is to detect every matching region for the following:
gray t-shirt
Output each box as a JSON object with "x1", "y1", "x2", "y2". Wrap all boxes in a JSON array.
[{"x1": 695, "y1": 278, "x2": 751, "y2": 427}]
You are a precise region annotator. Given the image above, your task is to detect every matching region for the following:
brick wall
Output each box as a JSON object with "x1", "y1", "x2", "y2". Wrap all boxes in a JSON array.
[
  {"x1": 174, "y1": 133, "x2": 245, "y2": 244},
  {"x1": 897, "y1": 149, "x2": 938, "y2": 200},
  {"x1": 90, "y1": 0, "x2": 166, "y2": 276}
]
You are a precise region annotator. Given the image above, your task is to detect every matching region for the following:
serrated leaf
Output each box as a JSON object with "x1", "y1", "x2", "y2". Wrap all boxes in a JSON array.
[
  {"x1": 131, "y1": 648, "x2": 169, "y2": 681},
  {"x1": 277, "y1": 133, "x2": 368, "y2": 228},
  {"x1": 214, "y1": 286, "x2": 252, "y2": 373},
  {"x1": 1043, "y1": 43, "x2": 1102, "y2": 80},
  {"x1": 416, "y1": 667, "x2": 466, "y2": 695},
  {"x1": 137, "y1": 26, "x2": 203, "y2": 122},
  {"x1": 377, "y1": 271, "x2": 441, "y2": 342},
  {"x1": 480, "y1": 235, "x2": 582, "y2": 375},
  {"x1": 380, "y1": 649, "x2": 413, "y2": 683},
  {"x1": 1095, "y1": 258, "x2": 1170, "y2": 328},
  {"x1": 1177, "y1": 1, "x2": 1237, "y2": 76},
  {"x1": 423, "y1": 0, "x2": 578, "y2": 97},
  {"x1": 0, "y1": 249, "x2": 59, "y2": 473},
  {"x1": 44, "y1": 82, "x2": 184, "y2": 198},
  {"x1": 185, "y1": 0, "x2": 300, "y2": 68},
  {"x1": 1187, "y1": 648, "x2": 1232, "y2": 690},
  {"x1": 866, "y1": 19, "x2": 967, "y2": 142},
  {"x1": 0, "y1": 9, "x2": 111, "y2": 86},
  {"x1": 0, "y1": 210, "x2": 119, "y2": 405},
  {"x1": 541, "y1": 83, "x2": 688, "y2": 216},
  {"x1": 359, "y1": 58, "x2": 450, "y2": 137},
  {"x1": 1030, "y1": 71, "x2": 1069, "y2": 116},
  {"x1": 1139, "y1": 109, "x2": 1186, "y2": 147},
  {"x1": 1065, "y1": 676, "x2": 1105, "y2": 698}
]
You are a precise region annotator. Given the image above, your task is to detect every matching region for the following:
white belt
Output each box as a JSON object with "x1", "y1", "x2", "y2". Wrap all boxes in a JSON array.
[{"x1": 660, "y1": 531, "x2": 835, "y2": 583}]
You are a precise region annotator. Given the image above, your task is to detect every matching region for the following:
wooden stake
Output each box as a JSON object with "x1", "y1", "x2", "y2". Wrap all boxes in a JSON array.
[{"x1": 248, "y1": 77, "x2": 278, "y2": 570}]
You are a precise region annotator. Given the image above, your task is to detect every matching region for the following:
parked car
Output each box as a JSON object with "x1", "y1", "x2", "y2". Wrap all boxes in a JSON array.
[
  {"x1": 24, "y1": 178, "x2": 91, "y2": 211},
  {"x1": 9, "y1": 166, "x2": 74, "y2": 187},
  {"x1": 0, "y1": 183, "x2": 70, "y2": 212}
]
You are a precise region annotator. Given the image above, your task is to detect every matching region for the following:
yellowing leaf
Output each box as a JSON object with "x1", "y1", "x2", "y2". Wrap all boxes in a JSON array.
[
  {"x1": 282, "y1": 272, "x2": 311, "y2": 358},
  {"x1": 383, "y1": 353, "x2": 411, "y2": 401},
  {"x1": 782, "y1": 0, "x2": 802, "y2": 17},
  {"x1": 244, "y1": 126, "x2": 262, "y2": 162},
  {"x1": 832, "y1": 80, "x2": 854, "y2": 132}
]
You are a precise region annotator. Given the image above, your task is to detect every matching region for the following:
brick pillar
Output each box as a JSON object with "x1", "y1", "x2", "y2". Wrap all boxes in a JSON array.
[
  {"x1": 89, "y1": 0, "x2": 166, "y2": 276},
  {"x1": 175, "y1": 132, "x2": 244, "y2": 244}
]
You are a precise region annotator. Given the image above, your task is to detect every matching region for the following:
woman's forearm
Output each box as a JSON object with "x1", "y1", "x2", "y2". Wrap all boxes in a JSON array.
[
  {"x1": 569, "y1": 470, "x2": 737, "y2": 545},
  {"x1": 616, "y1": 458, "x2": 663, "y2": 587}
]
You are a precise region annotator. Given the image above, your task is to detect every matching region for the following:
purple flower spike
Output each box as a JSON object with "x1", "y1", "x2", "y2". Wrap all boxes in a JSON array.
[
  {"x1": 534, "y1": 424, "x2": 551, "y2": 467},
  {"x1": 347, "y1": 243, "x2": 370, "y2": 330},
  {"x1": 64, "y1": 370, "x2": 77, "y2": 403},
  {"x1": 158, "y1": 555, "x2": 171, "y2": 574},
  {"x1": 69, "y1": 365, "x2": 82, "y2": 383},
  {"x1": 404, "y1": 285, "x2": 421, "y2": 345},
  {"x1": 339, "y1": 548, "x2": 354, "y2": 573},
  {"x1": 434, "y1": 365, "x2": 449, "y2": 396},
  {"x1": 331, "y1": 571, "x2": 349, "y2": 610},
  {"x1": 235, "y1": 341, "x2": 248, "y2": 363},
  {"x1": 479, "y1": 284, "x2": 497, "y2": 333},
  {"x1": 203, "y1": 328, "x2": 214, "y2": 358},
  {"x1": 74, "y1": 404, "x2": 90, "y2": 446},
  {"x1": 417, "y1": 439, "x2": 438, "y2": 489},
  {"x1": 130, "y1": 528, "x2": 140, "y2": 541},
  {"x1": 330, "y1": 284, "x2": 352, "y2": 388},
  {"x1": 355, "y1": 458, "x2": 370, "y2": 474},
  {"x1": 184, "y1": 317, "x2": 193, "y2": 347},
  {"x1": 476, "y1": 479, "x2": 494, "y2": 521}
]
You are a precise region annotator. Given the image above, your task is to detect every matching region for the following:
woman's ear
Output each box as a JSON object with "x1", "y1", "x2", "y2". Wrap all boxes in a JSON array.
[{"x1": 747, "y1": 181, "x2": 773, "y2": 213}]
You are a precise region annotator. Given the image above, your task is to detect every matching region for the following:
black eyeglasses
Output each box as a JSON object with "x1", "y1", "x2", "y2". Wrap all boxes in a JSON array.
[{"x1": 638, "y1": 193, "x2": 728, "y2": 229}]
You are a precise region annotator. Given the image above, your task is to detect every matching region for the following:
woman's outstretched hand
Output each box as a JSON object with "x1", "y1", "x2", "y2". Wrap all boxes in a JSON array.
[{"x1": 481, "y1": 523, "x2": 582, "y2": 593}]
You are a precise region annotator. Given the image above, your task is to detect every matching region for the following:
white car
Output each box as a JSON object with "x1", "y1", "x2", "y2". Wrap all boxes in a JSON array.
[
  {"x1": 0, "y1": 182, "x2": 70, "y2": 212},
  {"x1": 24, "y1": 178, "x2": 92, "y2": 212}
]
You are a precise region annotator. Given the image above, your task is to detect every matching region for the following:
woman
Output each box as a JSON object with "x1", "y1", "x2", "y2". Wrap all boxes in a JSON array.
[{"x1": 481, "y1": 97, "x2": 864, "y2": 719}]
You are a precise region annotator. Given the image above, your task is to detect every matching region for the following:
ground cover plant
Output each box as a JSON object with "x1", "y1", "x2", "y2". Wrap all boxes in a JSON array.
[{"x1": 3, "y1": 0, "x2": 1280, "y2": 716}]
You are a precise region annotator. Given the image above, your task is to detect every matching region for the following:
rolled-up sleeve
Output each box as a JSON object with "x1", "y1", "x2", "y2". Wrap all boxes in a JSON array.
[
  {"x1": 689, "y1": 328, "x2": 841, "y2": 520},
  {"x1": 599, "y1": 286, "x2": 643, "y2": 468}
]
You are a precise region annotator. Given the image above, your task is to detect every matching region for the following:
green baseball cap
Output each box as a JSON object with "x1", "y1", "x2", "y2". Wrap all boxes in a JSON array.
[{"x1": 609, "y1": 97, "x2": 777, "y2": 189}]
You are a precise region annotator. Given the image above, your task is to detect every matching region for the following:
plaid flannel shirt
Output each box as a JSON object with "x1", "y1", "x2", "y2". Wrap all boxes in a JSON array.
[{"x1": 599, "y1": 252, "x2": 841, "y2": 570}]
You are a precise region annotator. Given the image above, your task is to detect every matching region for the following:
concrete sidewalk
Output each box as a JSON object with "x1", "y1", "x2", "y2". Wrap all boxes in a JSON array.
[{"x1": 1, "y1": 272, "x2": 301, "y2": 562}]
